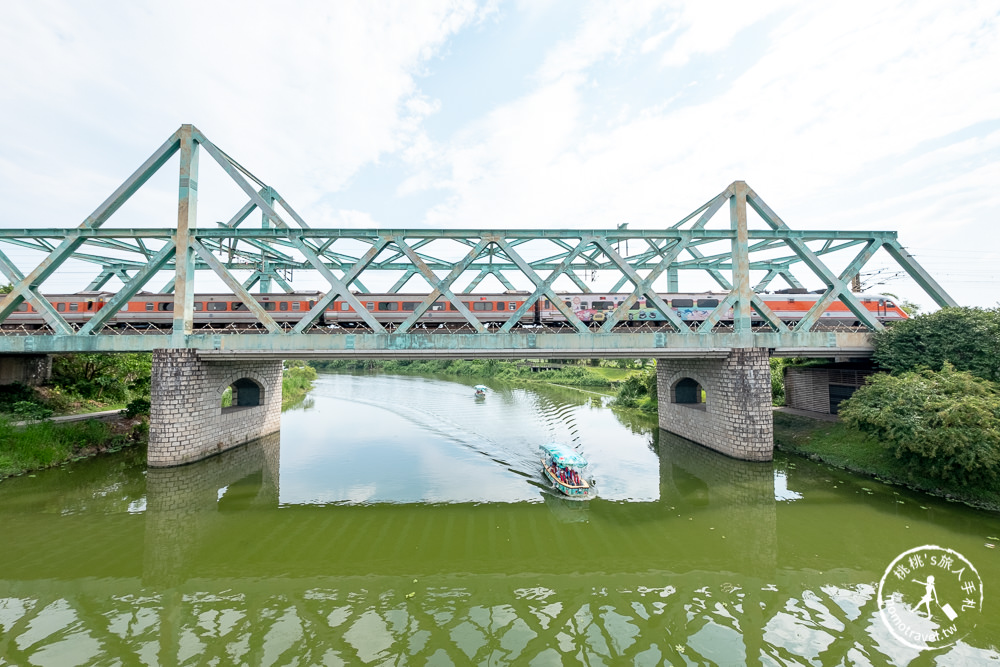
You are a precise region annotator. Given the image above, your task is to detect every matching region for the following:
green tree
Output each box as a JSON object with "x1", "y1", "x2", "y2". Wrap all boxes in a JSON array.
[
  {"x1": 871, "y1": 306, "x2": 1000, "y2": 382},
  {"x1": 838, "y1": 363, "x2": 1000, "y2": 485},
  {"x1": 50, "y1": 353, "x2": 152, "y2": 403}
]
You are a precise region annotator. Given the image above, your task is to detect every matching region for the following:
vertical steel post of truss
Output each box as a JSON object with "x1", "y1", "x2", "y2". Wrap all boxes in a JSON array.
[
  {"x1": 259, "y1": 187, "x2": 275, "y2": 293},
  {"x1": 730, "y1": 181, "x2": 752, "y2": 339},
  {"x1": 172, "y1": 125, "x2": 199, "y2": 342},
  {"x1": 667, "y1": 267, "x2": 678, "y2": 292}
]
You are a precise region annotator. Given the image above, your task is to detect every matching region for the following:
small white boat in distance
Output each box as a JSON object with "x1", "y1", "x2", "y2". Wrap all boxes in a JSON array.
[
  {"x1": 474, "y1": 385, "x2": 488, "y2": 398},
  {"x1": 539, "y1": 442, "x2": 595, "y2": 500}
]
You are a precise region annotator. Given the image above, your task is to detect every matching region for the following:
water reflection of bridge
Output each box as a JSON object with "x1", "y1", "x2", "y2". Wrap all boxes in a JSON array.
[{"x1": 8, "y1": 434, "x2": 979, "y2": 664}]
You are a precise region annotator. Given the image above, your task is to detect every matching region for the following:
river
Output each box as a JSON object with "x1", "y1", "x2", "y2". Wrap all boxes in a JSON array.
[{"x1": 1, "y1": 371, "x2": 998, "y2": 665}]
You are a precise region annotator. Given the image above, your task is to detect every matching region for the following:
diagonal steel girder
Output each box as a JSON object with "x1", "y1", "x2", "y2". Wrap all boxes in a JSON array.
[
  {"x1": 595, "y1": 237, "x2": 691, "y2": 333},
  {"x1": 79, "y1": 244, "x2": 177, "y2": 335},
  {"x1": 396, "y1": 238, "x2": 493, "y2": 334},
  {"x1": 191, "y1": 239, "x2": 283, "y2": 334},
  {"x1": 289, "y1": 236, "x2": 386, "y2": 334},
  {"x1": 495, "y1": 238, "x2": 592, "y2": 334},
  {"x1": 0, "y1": 128, "x2": 184, "y2": 330},
  {"x1": 393, "y1": 235, "x2": 486, "y2": 333},
  {"x1": 746, "y1": 188, "x2": 883, "y2": 331}
]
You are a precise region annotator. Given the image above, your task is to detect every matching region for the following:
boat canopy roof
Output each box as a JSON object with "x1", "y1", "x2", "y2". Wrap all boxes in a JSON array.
[
  {"x1": 474, "y1": 385, "x2": 488, "y2": 390},
  {"x1": 539, "y1": 443, "x2": 588, "y2": 468}
]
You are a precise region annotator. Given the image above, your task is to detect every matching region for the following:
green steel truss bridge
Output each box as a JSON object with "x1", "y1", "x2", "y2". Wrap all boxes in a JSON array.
[{"x1": 0, "y1": 124, "x2": 956, "y2": 359}]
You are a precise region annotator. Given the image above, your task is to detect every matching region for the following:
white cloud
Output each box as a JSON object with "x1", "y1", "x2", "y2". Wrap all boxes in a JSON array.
[
  {"x1": 0, "y1": 0, "x2": 488, "y2": 225},
  {"x1": 399, "y1": 0, "x2": 998, "y2": 309},
  {"x1": 0, "y1": 0, "x2": 996, "y2": 308}
]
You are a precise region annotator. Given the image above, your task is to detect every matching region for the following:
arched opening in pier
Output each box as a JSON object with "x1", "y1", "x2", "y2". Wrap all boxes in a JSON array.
[
  {"x1": 222, "y1": 377, "x2": 264, "y2": 412},
  {"x1": 672, "y1": 377, "x2": 706, "y2": 410}
]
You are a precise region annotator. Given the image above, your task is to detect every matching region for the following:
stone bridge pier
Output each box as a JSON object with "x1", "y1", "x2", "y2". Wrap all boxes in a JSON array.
[
  {"x1": 656, "y1": 348, "x2": 773, "y2": 461},
  {"x1": 149, "y1": 349, "x2": 282, "y2": 467}
]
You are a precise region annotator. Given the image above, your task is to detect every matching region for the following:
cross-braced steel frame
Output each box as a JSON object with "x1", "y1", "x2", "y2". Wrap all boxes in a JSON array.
[{"x1": 0, "y1": 125, "x2": 956, "y2": 358}]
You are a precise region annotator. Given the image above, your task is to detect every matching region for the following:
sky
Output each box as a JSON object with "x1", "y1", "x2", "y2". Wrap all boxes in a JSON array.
[{"x1": 1, "y1": 0, "x2": 998, "y2": 311}]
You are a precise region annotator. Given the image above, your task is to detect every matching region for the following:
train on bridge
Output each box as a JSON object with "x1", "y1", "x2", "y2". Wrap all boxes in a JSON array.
[{"x1": 2, "y1": 290, "x2": 908, "y2": 330}]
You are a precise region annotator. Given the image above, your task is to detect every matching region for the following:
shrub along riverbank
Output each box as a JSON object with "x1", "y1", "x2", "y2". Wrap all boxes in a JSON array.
[
  {"x1": 773, "y1": 408, "x2": 1000, "y2": 511},
  {"x1": 309, "y1": 358, "x2": 636, "y2": 389},
  {"x1": 282, "y1": 361, "x2": 318, "y2": 409}
]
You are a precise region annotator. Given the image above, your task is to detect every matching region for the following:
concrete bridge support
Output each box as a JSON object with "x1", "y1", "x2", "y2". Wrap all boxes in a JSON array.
[
  {"x1": 148, "y1": 349, "x2": 282, "y2": 467},
  {"x1": 656, "y1": 348, "x2": 773, "y2": 461}
]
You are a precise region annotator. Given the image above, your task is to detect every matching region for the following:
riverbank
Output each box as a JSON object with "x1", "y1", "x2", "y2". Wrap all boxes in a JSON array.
[
  {"x1": 0, "y1": 414, "x2": 148, "y2": 481},
  {"x1": 1, "y1": 365, "x2": 319, "y2": 481},
  {"x1": 773, "y1": 410, "x2": 1000, "y2": 512},
  {"x1": 309, "y1": 358, "x2": 636, "y2": 390}
]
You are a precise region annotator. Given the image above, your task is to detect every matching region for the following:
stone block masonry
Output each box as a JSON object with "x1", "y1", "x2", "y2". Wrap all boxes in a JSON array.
[
  {"x1": 149, "y1": 349, "x2": 282, "y2": 467},
  {"x1": 784, "y1": 365, "x2": 875, "y2": 415},
  {"x1": 657, "y1": 348, "x2": 773, "y2": 461}
]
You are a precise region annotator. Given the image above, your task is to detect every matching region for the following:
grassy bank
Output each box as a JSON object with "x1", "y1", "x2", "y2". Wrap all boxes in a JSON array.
[
  {"x1": 282, "y1": 362, "x2": 318, "y2": 410},
  {"x1": 0, "y1": 416, "x2": 147, "y2": 481},
  {"x1": 773, "y1": 411, "x2": 1000, "y2": 511}
]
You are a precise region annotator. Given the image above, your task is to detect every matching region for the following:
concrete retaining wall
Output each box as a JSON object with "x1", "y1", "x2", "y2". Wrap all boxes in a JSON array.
[
  {"x1": 0, "y1": 354, "x2": 52, "y2": 386},
  {"x1": 148, "y1": 349, "x2": 282, "y2": 467},
  {"x1": 657, "y1": 348, "x2": 773, "y2": 461}
]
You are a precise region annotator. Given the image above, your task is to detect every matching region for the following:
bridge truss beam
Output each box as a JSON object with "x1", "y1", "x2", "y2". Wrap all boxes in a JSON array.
[{"x1": 0, "y1": 124, "x2": 957, "y2": 356}]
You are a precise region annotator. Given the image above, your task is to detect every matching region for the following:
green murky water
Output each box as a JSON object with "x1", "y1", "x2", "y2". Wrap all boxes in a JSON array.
[{"x1": 1, "y1": 372, "x2": 999, "y2": 665}]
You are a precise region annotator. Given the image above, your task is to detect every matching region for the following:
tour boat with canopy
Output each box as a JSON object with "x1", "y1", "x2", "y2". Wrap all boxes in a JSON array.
[
  {"x1": 539, "y1": 442, "x2": 595, "y2": 500},
  {"x1": 474, "y1": 385, "x2": 487, "y2": 398}
]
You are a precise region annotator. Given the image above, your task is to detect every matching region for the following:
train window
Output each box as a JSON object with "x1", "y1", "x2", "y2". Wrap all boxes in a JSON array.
[
  {"x1": 402, "y1": 302, "x2": 417, "y2": 311},
  {"x1": 279, "y1": 302, "x2": 288, "y2": 311},
  {"x1": 308, "y1": 301, "x2": 316, "y2": 309},
  {"x1": 449, "y1": 303, "x2": 459, "y2": 311},
  {"x1": 473, "y1": 302, "x2": 492, "y2": 311},
  {"x1": 17, "y1": 303, "x2": 28, "y2": 312},
  {"x1": 886, "y1": 301, "x2": 896, "y2": 307},
  {"x1": 207, "y1": 302, "x2": 227, "y2": 311},
  {"x1": 544, "y1": 300, "x2": 552, "y2": 309},
  {"x1": 593, "y1": 300, "x2": 613, "y2": 310},
  {"x1": 430, "y1": 300, "x2": 446, "y2": 311},
  {"x1": 341, "y1": 302, "x2": 350, "y2": 311},
  {"x1": 564, "y1": 301, "x2": 572, "y2": 309},
  {"x1": 158, "y1": 302, "x2": 174, "y2": 311},
  {"x1": 671, "y1": 299, "x2": 693, "y2": 308},
  {"x1": 263, "y1": 302, "x2": 276, "y2": 311},
  {"x1": 57, "y1": 303, "x2": 66, "y2": 312},
  {"x1": 508, "y1": 302, "x2": 516, "y2": 311},
  {"x1": 697, "y1": 299, "x2": 719, "y2": 308},
  {"x1": 194, "y1": 303, "x2": 204, "y2": 311},
  {"x1": 292, "y1": 302, "x2": 300, "y2": 311},
  {"x1": 366, "y1": 302, "x2": 374, "y2": 311},
  {"x1": 580, "y1": 302, "x2": 589, "y2": 309},
  {"x1": 142, "y1": 303, "x2": 152, "y2": 311},
  {"x1": 377, "y1": 302, "x2": 399, "y2": 311},
  {"x1": 232, "y1": 302, "x2": 247, "y2": 311},
  {"x1": 496, "y1": 302, "x2": 506, "y2": 311}
]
